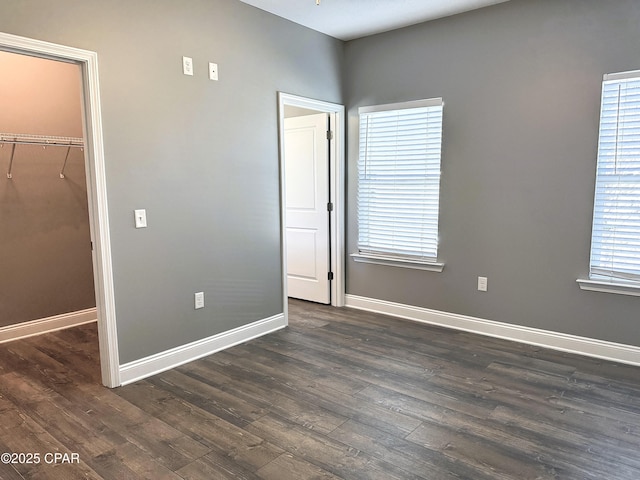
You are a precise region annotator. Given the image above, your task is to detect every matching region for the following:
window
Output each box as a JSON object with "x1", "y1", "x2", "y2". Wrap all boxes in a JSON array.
[
  {"x1": 588, "y1": 70, "x2": 640, "y2": 287},
  {"x1": 354, "y1": 98, "x2": 444, "y2": 270}
]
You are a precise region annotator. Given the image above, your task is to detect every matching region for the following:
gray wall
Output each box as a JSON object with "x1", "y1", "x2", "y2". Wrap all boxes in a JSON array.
[
  {"x1": 0, "y1": 0, "x2": 343, "y2": 363},
  {"x1": 0, "y1": 52, "x2": 95, "y2": 327},
  {"x1": 345, "y1": 0, "x2": 640, "y2": 347}
]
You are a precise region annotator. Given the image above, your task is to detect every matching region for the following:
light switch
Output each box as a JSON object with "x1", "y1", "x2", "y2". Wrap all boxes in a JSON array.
[
  {"x1": 134, "y1": 209, "x2": 147, "y2": 229},
  {"x1": 209, "y1": 62, "x2": 218, "y2": 81},
  {"x1": 182, "y1": 56, "x2": 194, "y2": 76},
  {"x1": 195, "y1": 292, "x2": 205, "y2": 309}
]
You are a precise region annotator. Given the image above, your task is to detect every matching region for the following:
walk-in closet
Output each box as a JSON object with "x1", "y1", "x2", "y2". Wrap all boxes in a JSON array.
[{"x1": 0, "y1": 50, "x2": 96, "y2": 335}]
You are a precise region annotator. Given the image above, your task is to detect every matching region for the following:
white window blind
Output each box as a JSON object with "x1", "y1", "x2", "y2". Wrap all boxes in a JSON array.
[
  {"x1": 589, "y1": 71, "x2": 640, "y2": 283},
  {"x1": 357, "y1": 98, "x2": 443, "y2": 262}
]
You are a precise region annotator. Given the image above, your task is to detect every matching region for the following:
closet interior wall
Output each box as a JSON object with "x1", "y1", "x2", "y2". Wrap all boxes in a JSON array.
[{"x1": 0, "y1": 50, "x2": 95, "y2": 327}]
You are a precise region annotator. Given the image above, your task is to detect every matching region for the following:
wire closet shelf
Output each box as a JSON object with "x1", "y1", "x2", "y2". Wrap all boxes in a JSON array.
[{"x1": 0, "y1": 132, "x2": 85, "y2": 179}]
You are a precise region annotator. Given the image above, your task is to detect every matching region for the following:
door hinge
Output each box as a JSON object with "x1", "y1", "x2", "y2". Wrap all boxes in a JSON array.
[
  {"x1": 90, "y1": 241, "x2": 94, "y2": 251},
  {"x1": 327, "y1": 130, "x2": 334, "y2": 140},
  {"x1": 328, "y1": 271, "x2": 334, "y2": 281},
  {"x1": 327, "y1": 202, "x2": 334, "y2": 212}
]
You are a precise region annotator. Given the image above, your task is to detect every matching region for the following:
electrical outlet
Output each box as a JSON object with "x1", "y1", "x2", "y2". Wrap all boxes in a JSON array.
[
  {"x1": 182, "y1": 56, "x2": 194, "y2": 76},
  {"x1": 478, "y1": 276, "x2": 488, "y2": 292},
  {"x1": 194, "y1": 291, "x2": 205, "y2": 309}
]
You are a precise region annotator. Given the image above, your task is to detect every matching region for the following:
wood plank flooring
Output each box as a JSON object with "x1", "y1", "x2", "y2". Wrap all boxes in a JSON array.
[{"x1": 0, "y1": 299, "x2": 639, "y2": 479}]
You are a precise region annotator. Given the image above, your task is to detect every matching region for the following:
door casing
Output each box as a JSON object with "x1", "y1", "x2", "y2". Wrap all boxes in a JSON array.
[
  {"x1": 0, "y1": 32, "x2": 120, "y2": 387},
  {"x1": 278, "y1": 92, "x2": 345, "y2": 322}
]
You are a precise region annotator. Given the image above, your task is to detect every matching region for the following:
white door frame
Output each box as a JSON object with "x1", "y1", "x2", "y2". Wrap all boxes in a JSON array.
[
  {"x1": 278, "y1": 92, "x2": 345, "y2": 320},
  {"x1": 0, "y1": 32, "x2": 120, "y2": 387}
]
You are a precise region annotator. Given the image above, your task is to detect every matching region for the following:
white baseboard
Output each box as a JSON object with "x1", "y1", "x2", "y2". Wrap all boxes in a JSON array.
[
  {"x1": 345, "y1": 294, "x2": 640, "y2": 367},
  {"x1": 0, "y1": 308, "x2": 97, "y2": 344},
  {"x1": 119, "y1": 313, "x2": 286, "y2": 386}
]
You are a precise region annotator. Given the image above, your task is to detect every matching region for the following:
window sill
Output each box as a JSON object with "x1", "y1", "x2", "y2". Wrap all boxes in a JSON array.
[
  {"x1": 576, "y1": 278, "x2": 640, "y2": 297},
  {"x1": 351, "y1": 253, "x2": 444, "y2": 272}
]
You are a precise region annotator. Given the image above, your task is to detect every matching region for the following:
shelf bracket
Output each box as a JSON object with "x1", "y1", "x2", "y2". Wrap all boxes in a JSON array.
[
  {"x1": 6, "y1": 142, "x2": 17, "y2": 179},
  {"x1": 59, "y1": 145, "x2": 73, "y2": 179}
]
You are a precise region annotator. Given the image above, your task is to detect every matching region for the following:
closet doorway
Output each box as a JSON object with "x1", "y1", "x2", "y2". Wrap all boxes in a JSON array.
[
  {"x1": 283, "y1": 110, "x2": 331, "y2": 304},
  {"x1": 0, "y1": 32, "x2": 119, "y2": 388},
  {"x1": 278, "y1": 93, "x2": 346, "y2": 318},
  {"x1": 0, "y1": 50, "x2": 96, "y2": 333}
]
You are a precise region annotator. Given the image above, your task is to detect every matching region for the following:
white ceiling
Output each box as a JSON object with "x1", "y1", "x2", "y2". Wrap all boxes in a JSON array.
[{"x1": 238, "y1": 0, "x2": 510, "y2": 41}]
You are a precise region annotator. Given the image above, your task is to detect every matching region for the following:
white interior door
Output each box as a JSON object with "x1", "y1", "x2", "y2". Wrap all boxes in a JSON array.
[{"x1": 284, "y1": 113, "x2": 330, "y2": 304}]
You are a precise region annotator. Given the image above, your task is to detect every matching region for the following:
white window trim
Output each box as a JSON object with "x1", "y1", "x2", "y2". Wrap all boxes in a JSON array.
[
  {"x1": 577, "y1": 278, "x2": 640, "y2": 297},
  {"x1": 603, "y1": 69, "x2": 640, "y2": 82},
  {"x1": 355, "y1": 97, "x2": 445, "y2": 269},
  {"x1": 580, "y1": 69, "x2": 640, "y2": 294},
  {"x1": 359, "y1": 97, "x2": 443, "y2": 115},
  {"x1": 351, "y1": 253, "x2": 445, "y2": 272}
]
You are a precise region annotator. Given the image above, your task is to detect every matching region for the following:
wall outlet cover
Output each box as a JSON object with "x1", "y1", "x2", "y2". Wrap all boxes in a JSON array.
[
  {"x1": 182, "y1": 56, "x2": 194, "y2": 76},
  {"x1": 209, "y1": 62, "x2": 218, "y2": 81},
  {"x1": 134, "y1": 209, "x2": 147, "y2": 229},
  {"x1": 194, "y1": 291, "x2": 205, "y2": 309}
]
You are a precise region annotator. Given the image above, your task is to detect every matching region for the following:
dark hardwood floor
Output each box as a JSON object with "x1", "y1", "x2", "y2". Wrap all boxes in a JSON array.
[{"x1": 0, "y1": 299, "x2": 639, "y2": 479}]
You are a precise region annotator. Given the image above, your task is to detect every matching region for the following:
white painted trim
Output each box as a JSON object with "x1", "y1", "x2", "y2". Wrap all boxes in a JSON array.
[
  {"x1": 351, "y1": 253, "x2": 444, "y2": 272},
  {"x1": 359, "y1": 97, "x2": 443, "y2": 114},
  {"x1": 577, "y1": 278, "x2": 640, "y2": 297},
  {"x1": 345, "y1": 294, "x2": 640, "y2": 367},
  {"x1": 119, "y1": 313, "x2": 286, "y2": 385},
  {"x1": 0, "y1": 309, "x2": 97, "y2": 344},
  {"x1": 0, "y1": 32, "x2": 120, "y2": 387},
  {"x1": 278, "y1": 93, "x2": 346, "y2": 308},
  {"x1": 604, "y1": 70, "x2": 640, "y2": 82}
]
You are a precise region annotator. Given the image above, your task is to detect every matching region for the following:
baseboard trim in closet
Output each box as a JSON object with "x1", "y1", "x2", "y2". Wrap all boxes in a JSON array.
[{"x1": 0, "y1": 308, "x2": 97, "y2": 344}]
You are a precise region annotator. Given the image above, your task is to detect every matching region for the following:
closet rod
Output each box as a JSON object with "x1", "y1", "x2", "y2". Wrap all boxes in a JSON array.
[{"x1": 0, "y1": 133, "x2": 84, "y2": 179}]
